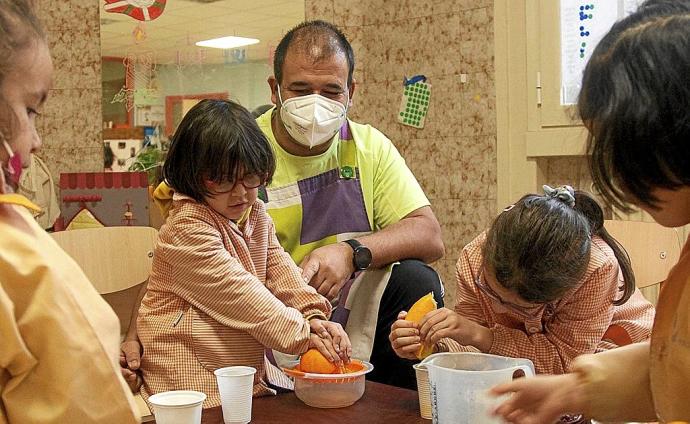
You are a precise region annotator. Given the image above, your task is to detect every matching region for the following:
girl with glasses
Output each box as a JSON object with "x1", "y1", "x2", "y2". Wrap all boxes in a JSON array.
[
  {"x1": 136, "y1": 99, "x2": 350, "y2": 408},
  {"x1": 390, "y1": 187, "x2": 654, "y2": 376}
]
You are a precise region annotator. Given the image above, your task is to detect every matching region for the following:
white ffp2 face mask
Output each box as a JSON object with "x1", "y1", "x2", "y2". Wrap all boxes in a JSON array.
[{"x1": 277, "y1": 86, "x2": 348, "y2": 149}]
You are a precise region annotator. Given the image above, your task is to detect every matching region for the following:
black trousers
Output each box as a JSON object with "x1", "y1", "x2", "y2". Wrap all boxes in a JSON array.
[{"x1": 366, "y1": 259, "x2": 444, "y2": 390}]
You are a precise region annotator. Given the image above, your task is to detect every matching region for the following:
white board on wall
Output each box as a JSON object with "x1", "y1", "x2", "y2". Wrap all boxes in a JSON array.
[{"x1": 560, "y1": 0, "x2": 644, "y2": 105}]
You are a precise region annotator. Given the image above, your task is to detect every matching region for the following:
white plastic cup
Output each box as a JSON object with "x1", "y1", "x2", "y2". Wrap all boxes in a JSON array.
[
  {"x1": 413, "y1": 363, "x2": 432, "y2": 419},
  {"x1": 148, "y1": 390, "x2": 206, "y2": 424},
  {"x1": 214, "y1": 366, "x2": 256, "y2": 424}
]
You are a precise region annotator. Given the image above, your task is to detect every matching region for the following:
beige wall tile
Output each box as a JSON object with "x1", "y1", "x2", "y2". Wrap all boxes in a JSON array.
[
  {"x1": 542, "y1": 157, "x2": 586, "y2": 189},
  {"x1": 460, "y1": 70, "x2": 496, "y2": 136},
  {"x1": 333, "y1": 0, "x2": 367, "y2": 27},
  {"x1": 41, "y1": 146, "x2": 102, "y2": 181},
  {"x1": 364, "y1": 0, "x2": 434, "y2": 26},
  {"x1": 305, "y1": 0, "x2": 334, "y2": 22},
  {"x1": 422, "y1": 74, "x2": 462, "y2": 139},
  {"x1": 435, "y1": 0, "x2": 493, "y2": 14},
  {"x1": 459, "y1": 7, "x2": 494, "y2": 73},
  {"x1": 437, "y1": 258, "x2": 458, "y2": 306},
  {"x1": 429, "y1": 13, "x2": 462, "y2": 76},
  {"x1": 45, "y1": 31, "x2": 73, "y2": 90},
  {"x1": 459, "y1": 199, "x2": 494, "y2": 242},
  {"x1": 341, "y1": 26, "x2": 365, "y2": 83},
  {"x1": 35, "y1": 0, "x2": 102, "y2": 184}
]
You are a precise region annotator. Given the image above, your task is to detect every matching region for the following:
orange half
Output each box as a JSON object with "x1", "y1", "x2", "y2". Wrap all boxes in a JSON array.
[{"x1": 405, "y1": 292, "x2": 437, "y2": 359}]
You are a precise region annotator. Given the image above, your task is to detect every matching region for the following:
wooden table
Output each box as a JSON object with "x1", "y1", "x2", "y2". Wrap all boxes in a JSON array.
[{"x1": 199, "y1": 381, "x2": 429, "y2": 423}]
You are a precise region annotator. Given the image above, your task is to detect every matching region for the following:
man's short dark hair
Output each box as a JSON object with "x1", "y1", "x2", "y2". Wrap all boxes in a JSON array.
[{"x1": 273, "y1": 20, "x2": 355, "y2": 86}]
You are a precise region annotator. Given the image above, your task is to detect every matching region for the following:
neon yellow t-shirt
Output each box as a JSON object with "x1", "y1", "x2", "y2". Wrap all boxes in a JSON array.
[{"x1": 256, "y1": 109, "x2": 430, "y2": 265}]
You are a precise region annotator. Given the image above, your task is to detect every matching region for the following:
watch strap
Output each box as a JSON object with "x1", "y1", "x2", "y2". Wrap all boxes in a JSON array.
[{"x1": 343, "y1": 239, "x2": 362, "y2": 251}]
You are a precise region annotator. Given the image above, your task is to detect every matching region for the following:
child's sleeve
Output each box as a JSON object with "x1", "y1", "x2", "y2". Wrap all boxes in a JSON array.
[
  {"x1": 437, "y1": 236, "x2": 487, "y2": 353},
  {"x1": 0, "y1": 280, "x2": 139, "y2": 424},
  {"x1": 570, "y1": 342, "x2": 656, "y2": 422},
  {"x1": 263, "y1": 218, "x2": 332, "y2": 320},
  {"x1": 159, "y1": 215, "x2": 313, "y2": 354}
]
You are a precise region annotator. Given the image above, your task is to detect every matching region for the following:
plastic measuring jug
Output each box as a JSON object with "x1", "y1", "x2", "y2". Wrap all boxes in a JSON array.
[{"x1": 425, "y1": 352, "x2": 534, "y2": 424}]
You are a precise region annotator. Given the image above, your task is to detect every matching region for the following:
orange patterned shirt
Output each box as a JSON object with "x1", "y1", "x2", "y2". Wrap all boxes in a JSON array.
[
  {"x1": 138, "y1": 194, "x2": 331, "y2": 407},
  {"x1": 438, "y1": 232, "x2": 655, "y2": 374}
]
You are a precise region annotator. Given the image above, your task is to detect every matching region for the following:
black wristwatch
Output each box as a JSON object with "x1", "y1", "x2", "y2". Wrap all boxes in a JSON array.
[{"x1": 343, "y1": 239, "x2": 372, "y2": 271}]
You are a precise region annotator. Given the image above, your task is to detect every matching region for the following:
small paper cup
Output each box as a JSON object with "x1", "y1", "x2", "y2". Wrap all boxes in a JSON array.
[
  {"x1": 214, "y1": 366, "x2": 256, "y2": 424},
  {"x1": 413, "y1": 363, "x2": 432, "y2": 419},
  {"x1": 148, "y1": 390, "x2": 206, "y2": 424}
]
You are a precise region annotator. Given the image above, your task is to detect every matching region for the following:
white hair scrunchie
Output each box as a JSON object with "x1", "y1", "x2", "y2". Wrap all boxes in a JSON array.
[{"x1": 543, "y1": 184, "x2": 576, "y2": 207}]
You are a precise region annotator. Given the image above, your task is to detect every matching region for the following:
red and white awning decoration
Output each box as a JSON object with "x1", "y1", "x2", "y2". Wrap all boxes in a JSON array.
[{"x1": 103, "y1": 0, "x2": 166, "y2": 22}]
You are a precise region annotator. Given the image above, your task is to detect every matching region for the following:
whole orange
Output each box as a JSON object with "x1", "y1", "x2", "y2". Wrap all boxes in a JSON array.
[{"x1": 299, "y1": 348, "x2": 338, "y2": 374}]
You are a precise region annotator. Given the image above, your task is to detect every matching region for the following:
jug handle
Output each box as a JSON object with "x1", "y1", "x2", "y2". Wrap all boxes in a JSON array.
[{"x1": 511, "y1": 365, "x2": 534, "y2": 379}]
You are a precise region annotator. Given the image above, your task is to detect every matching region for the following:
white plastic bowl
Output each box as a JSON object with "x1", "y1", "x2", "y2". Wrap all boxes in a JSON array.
[{"x1": 283, "y1": 360, "x2": 374, "y2": 408}]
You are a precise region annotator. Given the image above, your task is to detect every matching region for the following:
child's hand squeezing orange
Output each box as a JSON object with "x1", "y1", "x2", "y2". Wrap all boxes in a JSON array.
[{"x1": 308, "y1": 319, "x2": 351, "y2": 366}]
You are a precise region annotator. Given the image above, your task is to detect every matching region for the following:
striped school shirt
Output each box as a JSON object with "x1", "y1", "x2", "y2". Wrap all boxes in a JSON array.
[
  {"x1": 138, "y1": 194, "x2": 331, "y2": 407},
  {"x1": 438, "y1": 232, "x2": 655, "y2": 374}
]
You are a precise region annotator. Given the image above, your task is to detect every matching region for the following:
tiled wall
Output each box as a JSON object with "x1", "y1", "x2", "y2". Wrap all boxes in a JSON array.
[
  {"x1": 540, "y1": 157, "x2": 593, "y2": 194},
  {"x1": 35, "y1": 0, "x2": 103, "y2": 182},
  {"x1": 306, "y1": 0, "x2": 497, "y2": 305}
]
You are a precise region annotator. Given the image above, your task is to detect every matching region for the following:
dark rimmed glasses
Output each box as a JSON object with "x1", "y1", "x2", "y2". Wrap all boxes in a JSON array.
[
  {"x1": 475, "y1": 269, "x2": 548, "y2": 320},
  {"x1": 206, "y1": 174, "x2": 265, "y2": 194}
]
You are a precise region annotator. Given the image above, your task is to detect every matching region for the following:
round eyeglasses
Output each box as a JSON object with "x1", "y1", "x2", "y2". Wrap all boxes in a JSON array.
[
  {"x1": 206, "y1": 174, "x2": 265, "y2": 193},
  {"x1": 475, "y1": 269, "x2": 548, "y2": 320}
]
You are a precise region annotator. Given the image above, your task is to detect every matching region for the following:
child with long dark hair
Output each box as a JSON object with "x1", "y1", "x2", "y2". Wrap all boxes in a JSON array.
[
  {"x1": 390, "y1": 186, "x2": 653, "y2": 375},
  {"x1": 491, "y1": 1, "x2": 690, "y2": 422},
  {"x1": 137, "y1": 99, "x2": 350, "y2": 408}
]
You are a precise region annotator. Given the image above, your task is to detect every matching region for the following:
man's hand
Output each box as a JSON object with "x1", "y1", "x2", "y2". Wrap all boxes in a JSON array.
[
  {"x1": 119, "y1": 339, "x2": 143, "y2": 393},
  {"x1": 308, "y1": 319, "x2": 352, "y2": 365},
  {"x1": 389, "y1": 311, "x2": 422, "y2": 360},
  {"x1": 300, "y1": 243, "x2": 354, "y2": 300},
  {"x1": 419, "y1": 308, "x2": 493, "y2": 352}
]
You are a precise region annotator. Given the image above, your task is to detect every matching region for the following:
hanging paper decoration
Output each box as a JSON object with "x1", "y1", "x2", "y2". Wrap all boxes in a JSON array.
[
  {"x1": 398, "y1": 75, "x2": 431, "y2": 129},
  {"x1": 111, "y1": 86, "x2": 135, "y2": 111},
  {"x1": 103, "y1": 0, "x2": 167, "y2": 22},
  {"x1": 111, "y1": 52, "x2": 158, "y2": 112},
  {"x1": 224, "y1": 49, "x2": 247, "y2": 65},
  {"x1": 132, "y1": 23, "x2": 147, "y2": 43},
  {"x1": 174, "y1": 34, "x2": 207, "y2": 70}
]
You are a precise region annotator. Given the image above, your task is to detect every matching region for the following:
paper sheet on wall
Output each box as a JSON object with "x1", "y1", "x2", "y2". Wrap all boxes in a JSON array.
[
  {"x1": 398, "y1": 77, "x2": 431, "y2": 129},
  {"x1": 560, "y1": 0, "x2": 644, "y2": 105}
]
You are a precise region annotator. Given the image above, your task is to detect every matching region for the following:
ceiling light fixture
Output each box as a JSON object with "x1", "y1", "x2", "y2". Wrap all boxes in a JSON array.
[{"x1": 195, "y1": 36, "x2": 259, "y2": 49}]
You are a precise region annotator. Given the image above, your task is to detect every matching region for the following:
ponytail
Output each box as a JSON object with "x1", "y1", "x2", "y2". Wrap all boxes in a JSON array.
[{"x1": 573, "y1": 191, "x2": 635, "y2": 305}]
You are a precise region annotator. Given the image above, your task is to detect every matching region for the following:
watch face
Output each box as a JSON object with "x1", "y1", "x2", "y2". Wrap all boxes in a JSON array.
[{"x1": 354, "y1": 246, "x2": 372, "y2": 270}]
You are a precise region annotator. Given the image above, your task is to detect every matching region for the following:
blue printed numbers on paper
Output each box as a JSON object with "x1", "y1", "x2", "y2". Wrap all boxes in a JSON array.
[{"x1": 578, "y1": 3, "x2": 595, "y2": 58}]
